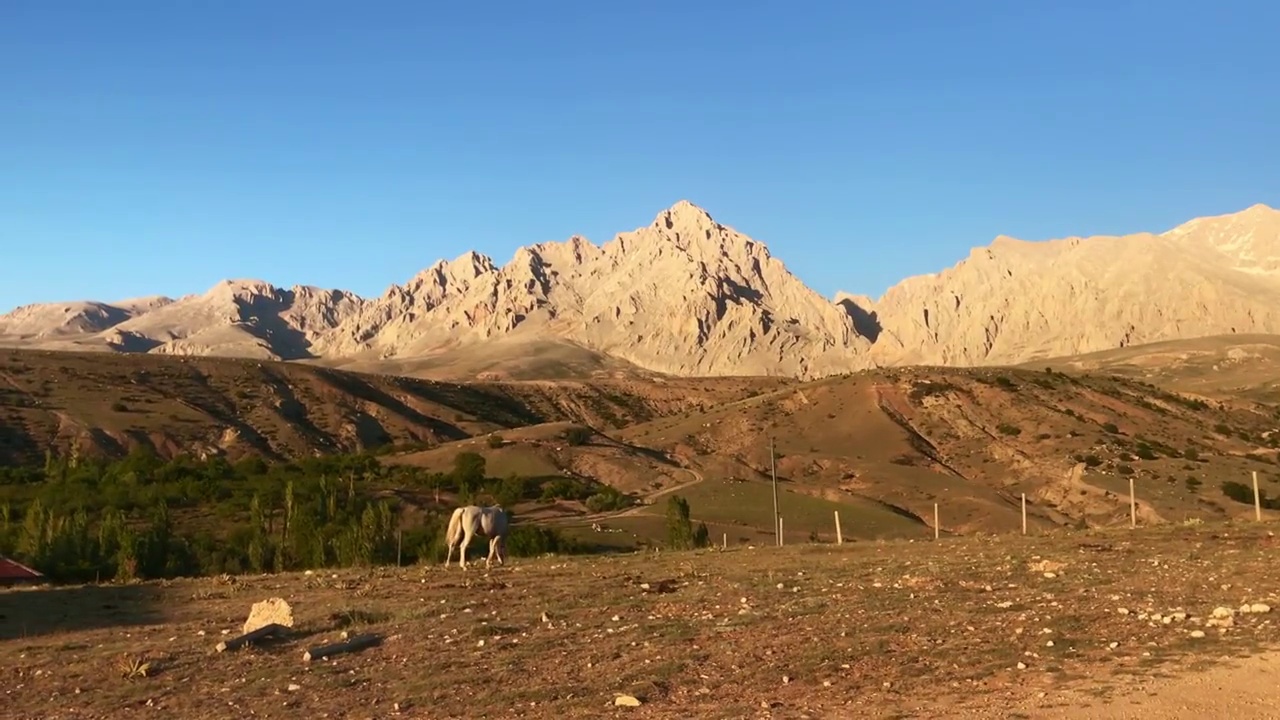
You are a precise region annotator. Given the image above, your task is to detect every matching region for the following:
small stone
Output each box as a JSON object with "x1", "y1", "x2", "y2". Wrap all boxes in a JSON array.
[
  {"x1": 1211, "y1": 607, "x2": 1234, "y2": 620},
  {"x1": 1117, "y1": 608, "x2": 1130, "y2": 615},
  {"x1": 1016, "y1": 662, "x2": 1027, "y2": 670},
  {"x1": 782, "y1": 675, "x2": 791, "y2": 684},
  {"x1": 1250, "y1": 603, "x2": 1272, "y2": 614},
  {"x1": 614, "y1": 695, "x2": 642, "y2": 707},
  {"x1": 1108, "y1": 642, "x2": 1118, "y2": 650},
  {"x1": 1190, "y1": 630, "x2": 1206, "y2": 639},
  {"x1": 287, "y1": 684, "x2": 301, "y2": 692}
]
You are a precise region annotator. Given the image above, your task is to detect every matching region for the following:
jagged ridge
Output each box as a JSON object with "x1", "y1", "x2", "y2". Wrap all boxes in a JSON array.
[{"x1": 2, "y1": 200, "x2": 1279, "y2": 378}]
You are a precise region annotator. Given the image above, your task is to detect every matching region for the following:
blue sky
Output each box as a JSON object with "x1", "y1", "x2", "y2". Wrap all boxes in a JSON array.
[{"x1": 3, "y1": 0, "x2": 1278, "y2": 312}]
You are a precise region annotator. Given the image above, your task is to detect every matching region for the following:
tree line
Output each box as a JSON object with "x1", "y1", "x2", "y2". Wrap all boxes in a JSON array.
[{"x1": 0, "y1": 446, "x2": 613, "y2": 583}]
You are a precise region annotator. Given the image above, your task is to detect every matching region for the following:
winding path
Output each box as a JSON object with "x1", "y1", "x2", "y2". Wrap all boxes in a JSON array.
[
  {"x1": 613, "y1": 466, "x2": 705, "y2": 518},
  {"x1": 539, "y1": 465, "x2": 706, "y2": 526}
]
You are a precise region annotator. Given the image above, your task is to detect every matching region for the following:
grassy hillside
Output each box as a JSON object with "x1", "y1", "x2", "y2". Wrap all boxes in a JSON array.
[
  {"x1": 1027, "y1": 333, "x2": 1280, "y2": 403},
  {"x1": 3, "y1": 343, "x2": 1280, "y2": 557},
  {"x1": 618, "y1": 366, "x2": 1280, "y2": 537},
  {"x1": 0, "y1": 349, "x2": 784, "y2": 466}
]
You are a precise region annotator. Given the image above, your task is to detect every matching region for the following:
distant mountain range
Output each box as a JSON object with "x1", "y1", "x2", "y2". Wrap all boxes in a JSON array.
[{"x1": 4, "y1": 200, "x2": 1280, "y2": 379}]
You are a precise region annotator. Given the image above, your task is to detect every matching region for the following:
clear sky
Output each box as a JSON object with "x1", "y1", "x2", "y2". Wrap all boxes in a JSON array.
[{"x1": 3, "y1": 0, "x2": 1278, "y2": 313}]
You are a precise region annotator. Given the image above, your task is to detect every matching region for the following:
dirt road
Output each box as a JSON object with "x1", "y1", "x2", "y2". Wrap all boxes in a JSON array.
[
  {"x1": 1033, "y1": 649, "x2": 1280, "y2": 719},
  {"x1": 614, "y1": 466, "x2": 705, "y2": 518}
]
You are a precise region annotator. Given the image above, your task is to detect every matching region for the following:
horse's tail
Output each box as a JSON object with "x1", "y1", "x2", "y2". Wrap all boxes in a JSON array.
[{"x1": 446, "y1": 507, "x2": 464, "y2": 545}]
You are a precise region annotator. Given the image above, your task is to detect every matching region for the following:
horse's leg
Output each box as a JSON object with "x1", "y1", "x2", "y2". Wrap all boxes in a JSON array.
[
  {"x1": 459, "y1": 526, "x2": 473, "y2": 570},
  {"x1": 486, "y1": 536, "x2": 498, "y2": 569}
]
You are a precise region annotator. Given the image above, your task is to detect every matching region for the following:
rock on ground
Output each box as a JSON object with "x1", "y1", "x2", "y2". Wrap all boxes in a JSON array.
[{"x1": 243, "y1": 597, "x2": 295, "y2": 635}]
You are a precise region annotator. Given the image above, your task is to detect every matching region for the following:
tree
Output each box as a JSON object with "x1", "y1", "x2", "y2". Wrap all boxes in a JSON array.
[
  {"x1": 665, "y1": 495, "x2": 695, "y2": 550},
  {"x1": 247, "y1": 494, "x2": 267, "y2": 573},
  {"x1": 495, "y1": 474, "x2": 525, "y2": 507},
  {"x1": 452, "y1": 452, "x2": 487, "y2": 494},
  {"x1": 453, "y1": 452, "x2": 486, "y2": 483},
  {"x1": 562, "y1": 426, "x2": 592, "y2": 446}
]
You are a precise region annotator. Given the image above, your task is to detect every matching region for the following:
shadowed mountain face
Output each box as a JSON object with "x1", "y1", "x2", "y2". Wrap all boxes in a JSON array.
[{"x1": 4, "y1": 202, "x2": 1280, "y2": 379}]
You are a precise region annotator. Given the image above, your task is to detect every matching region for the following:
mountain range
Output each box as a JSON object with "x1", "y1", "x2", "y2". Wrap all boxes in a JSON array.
[{"x1": 4, "y1": 200, "x2": 1279, "y2": 379}]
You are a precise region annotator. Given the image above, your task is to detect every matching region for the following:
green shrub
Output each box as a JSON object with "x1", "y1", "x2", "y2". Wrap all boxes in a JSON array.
[
  {"x1": 562, "y1": 426, "x2": 592, "y2": 446},
  {"x1": 584, "y1": 487, "x2": 631, "y2": 513}
]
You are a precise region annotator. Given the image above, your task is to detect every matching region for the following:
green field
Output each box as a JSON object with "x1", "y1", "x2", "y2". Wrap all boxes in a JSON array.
[{"x1": 678, "y1": 478, "x2": 923, "y2": 539}]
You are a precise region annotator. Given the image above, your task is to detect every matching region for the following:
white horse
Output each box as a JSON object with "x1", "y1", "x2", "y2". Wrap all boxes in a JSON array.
[{"x1": 444, "y1": 505, "x2": 510, "y2": 570}]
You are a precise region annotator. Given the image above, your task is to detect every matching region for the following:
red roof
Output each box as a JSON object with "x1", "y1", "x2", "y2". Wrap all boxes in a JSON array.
[{"x1": 0, "y1": 557, "x2": 43, "y2": 581}]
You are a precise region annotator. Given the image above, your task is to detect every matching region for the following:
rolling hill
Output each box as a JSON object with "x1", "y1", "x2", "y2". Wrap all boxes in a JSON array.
[
  {"x1": 0, "y1": 348, "x2": 783, "y2": 466},
  {"x1": 4, "y1": 344, "x2": 1276, "y2": 543},
  {"x1": 1028, "y1": 333, "x2": 1280, "y2": 404}
]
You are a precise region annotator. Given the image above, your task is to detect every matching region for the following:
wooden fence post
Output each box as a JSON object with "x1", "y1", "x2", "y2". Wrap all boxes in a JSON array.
[
  {"x1": 1021, "y1": 493, "x2": 1027, "y2": 535},
  {"x1": 1129, "y1": 477, "x2": 1136, "y2": 528},
  {"x1": 933, "y1": 503, "x2": 940, "y2": 540},
  {"x1": 834, "y1": 510, "x2": 843, "y2": 545},
  {"x1": 1253, "y1": 471, "x2": 1263, "y2": 522},
  {"x1": 779, "y1": 516, "x2": 784, "y2": 546}
]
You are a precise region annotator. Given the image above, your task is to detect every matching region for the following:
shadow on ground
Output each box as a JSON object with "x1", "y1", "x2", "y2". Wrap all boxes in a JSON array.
[{"x1": 0, "y1": 583, "x2": 165, "y2": 641}]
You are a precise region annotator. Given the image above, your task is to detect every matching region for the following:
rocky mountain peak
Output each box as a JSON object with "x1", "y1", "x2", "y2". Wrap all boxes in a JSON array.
[{"x1": 4, "y1": 200, "x2": 1280, "y2": 379}]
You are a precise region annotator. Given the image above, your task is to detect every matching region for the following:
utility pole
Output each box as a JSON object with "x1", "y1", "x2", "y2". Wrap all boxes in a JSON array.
[{"x1": 770, "y1": 436, "x2": 780, "y2": 547}]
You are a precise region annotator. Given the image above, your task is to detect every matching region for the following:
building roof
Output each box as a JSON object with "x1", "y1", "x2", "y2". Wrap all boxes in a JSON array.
[{"x1": 0, "y1": 557, "x2": 44, "y2": 581}]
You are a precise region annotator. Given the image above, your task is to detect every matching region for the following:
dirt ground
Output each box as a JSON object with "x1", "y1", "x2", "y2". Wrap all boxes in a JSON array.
[
  {"x1": 1041, "y1": 649, "x2": 1280, "y2": 719},
  {"x1": 2, "y1": 522, "x2": 1278, "y2": 719}
]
